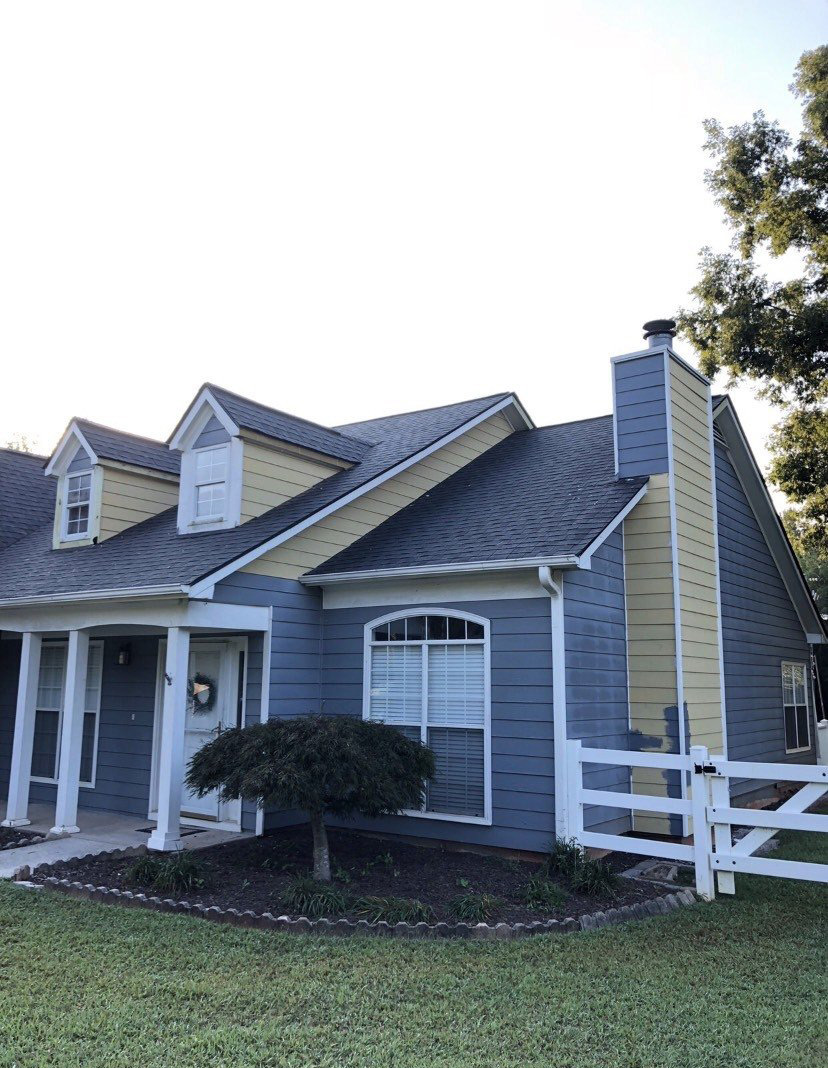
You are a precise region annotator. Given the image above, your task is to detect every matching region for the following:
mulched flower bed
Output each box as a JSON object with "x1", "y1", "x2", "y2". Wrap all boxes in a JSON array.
[
  {"x1": 30, "y1": 825, "x2": 671, "y2": 925},
  {"x1": 0, "y1": 826, "x2": 47, "y2": 851}
]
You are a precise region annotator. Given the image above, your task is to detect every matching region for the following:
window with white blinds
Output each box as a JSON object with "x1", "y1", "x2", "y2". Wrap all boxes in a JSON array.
[
  {"x1": 782, "y1": 661, "x2": 811, "y2": 754},
  {"x1": 31, "y1": 641, "x2": 105, "y2": 787},
  {"x1": 365, "y1": 613, "x2": 489, "y2": 821}
]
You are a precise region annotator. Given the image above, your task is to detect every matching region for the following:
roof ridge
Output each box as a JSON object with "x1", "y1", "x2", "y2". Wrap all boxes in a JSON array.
[
  {"x1": 335, "y1": 391, "x2": 512, "y2": 430},
  {"x1": 204, "y1": 383, "x2": 372, "y2": 448},
  {"x1": 0, "y1": 447, "x2": 49, "y2": 461},
  {"x1": 74, "y1": 417, "x2": 172, "y2": 450},
  {"x1": 533, "y1": 413, "x2": 612, "y2": 431}
]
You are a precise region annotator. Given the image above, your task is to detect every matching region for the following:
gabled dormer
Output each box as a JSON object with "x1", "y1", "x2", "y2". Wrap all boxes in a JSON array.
[
  {"x1": 168, "y1": 385, "x2": 369, "y2": 535},
  {"x1": 45, "y1": 420, "x2": 180, "y2": 549}
]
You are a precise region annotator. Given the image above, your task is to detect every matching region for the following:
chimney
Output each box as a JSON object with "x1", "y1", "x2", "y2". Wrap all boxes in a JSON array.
[{"x1": 613, "y1": 319, "x2": 725, "y2": 837}]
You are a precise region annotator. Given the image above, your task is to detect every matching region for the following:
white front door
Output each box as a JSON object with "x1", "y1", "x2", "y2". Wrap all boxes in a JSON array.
[{"x1": 151, "y1": 638, "x2": 243, "y2": 829}]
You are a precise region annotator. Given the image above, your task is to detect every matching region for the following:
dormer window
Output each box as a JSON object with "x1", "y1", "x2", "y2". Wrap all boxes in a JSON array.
[
  {"x1": 194, "y1": 446, "x2": 228, "y2": 521},
  {"x1": 64, "y1": 471, "x2": 92, "y2": 538}
]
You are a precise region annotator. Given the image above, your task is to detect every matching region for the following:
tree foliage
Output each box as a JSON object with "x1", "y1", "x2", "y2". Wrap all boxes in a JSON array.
[
  {"x1": 678, "y1": 46, "x2": 828, "y2": 599},
  {"x1": 185, "y1": 715, "x2": 435, "y2": 881}
]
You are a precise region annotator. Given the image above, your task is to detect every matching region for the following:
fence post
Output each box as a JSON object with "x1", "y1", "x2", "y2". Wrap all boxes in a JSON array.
[
  {"x1": 690, "y1": 745, "x2": 715, "y2": 901},
  {"x1": 708, "y1": 757, "x2": 735, "y2": 895},
  {"x1": 566, "y1": 738, "x2": 583, "y2": 844}
]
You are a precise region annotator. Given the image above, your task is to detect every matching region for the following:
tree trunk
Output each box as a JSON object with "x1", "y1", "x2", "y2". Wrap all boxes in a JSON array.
[{"x1": 310, "y1": 811, "x2": 331, "y2": 882}]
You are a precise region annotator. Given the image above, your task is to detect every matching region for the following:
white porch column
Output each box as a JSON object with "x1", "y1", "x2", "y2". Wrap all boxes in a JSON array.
[
  {"x1": 148, "y1": 627, "x2": 191, "y2": 852},
  {"x1": 51, "y1": 629, "x2": 90, "y2": 836},
  {"x1": 2, "y1": 632, "x2": 43, "y2": 827}
]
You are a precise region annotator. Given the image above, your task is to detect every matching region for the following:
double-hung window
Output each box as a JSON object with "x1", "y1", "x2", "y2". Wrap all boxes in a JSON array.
[
  {"x1": 63, "y1": 471, "x2": 92, "y2": 538},
  {"x1": 194, "y1": 446, "x2": 228, "y2": 521},
  {"x1": 30, "y1": 641, "x2": 104, "y2": 787},
  {"x1": 782, "y1": 661, "x2": 811, "y2": 754},
  {"x1": 365, "y1": 611, "x2": 490, "y2": 823}
]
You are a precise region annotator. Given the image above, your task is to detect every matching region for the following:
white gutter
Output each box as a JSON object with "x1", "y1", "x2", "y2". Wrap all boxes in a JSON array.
[
  {"x1": 300, "y1": 554, "x2": 582, "y2": 586},
  {"x1": 538, "y1": 565, "x2": 569, "y2": 841},
  {"x1": 0, "y1": 584, "x2": 192, "y2": 609}
]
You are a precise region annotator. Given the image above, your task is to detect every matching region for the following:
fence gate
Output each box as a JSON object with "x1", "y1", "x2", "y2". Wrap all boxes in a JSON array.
[{"x1": 566, "y1": 739, "x2": 828, "y2": 901}]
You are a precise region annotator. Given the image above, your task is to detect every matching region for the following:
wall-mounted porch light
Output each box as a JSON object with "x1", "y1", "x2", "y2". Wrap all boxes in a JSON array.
[{"x1": 117, "y1": 643, "x2": 132, "y2": 666}]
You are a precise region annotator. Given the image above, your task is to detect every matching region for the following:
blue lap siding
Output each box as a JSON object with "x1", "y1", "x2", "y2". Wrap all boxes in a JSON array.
[
  {"x1": 0, "y1": 635, "x2": 161, "y2": 818},
  {"x1": 613, "y1": 353, "x2": 669, "y2": 477},
  {"x1": 563, "y1": 529, "x2": 632, "y2": 835},
  {"x1": 714, "y1": 441, "x2": 816, "y2": 800}
]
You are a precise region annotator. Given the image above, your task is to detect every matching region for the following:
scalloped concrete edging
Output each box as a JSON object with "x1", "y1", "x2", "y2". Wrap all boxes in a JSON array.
[{"x1": 16, "y1": 846, "x2": 699, "y2": 938}]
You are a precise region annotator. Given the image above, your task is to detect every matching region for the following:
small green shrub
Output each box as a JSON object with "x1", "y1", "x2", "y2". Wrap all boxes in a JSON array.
[
  {"x1": 333, "y1": 865, "x2": 352, "y2": 884},
  {"x1": 125, "y1": 852, "x2": 206, "y2": 895},
  {"x1": 449, "y1": 892, "x2": 501, "y2": 924},
  {"x1": 546, "y1": 838, "x2": 618, "y2": 898},
  {"x1": 360, "y1": 851, "x2": 399, "y2": 878},
  {"x1": 353, "y1": 896, "x2": 434, "y2": 924},
  {"x1": 524, "y1": 873, "x2": 567, "y2": 911},
  {"x1": 282, "y1": 876, "x2": 348, "y2": 918}
]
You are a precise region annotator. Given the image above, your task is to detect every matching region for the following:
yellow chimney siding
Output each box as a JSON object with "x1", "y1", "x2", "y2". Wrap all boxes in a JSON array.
[
  {"x1": 240, "y1": 441, "x2": 342, "y2": 523},
  {"x1": 668, "y1": 358, "x2": 725, "y2": 758},
  {"x1": 623, "y1": 473, "x2": 679, "y2": 834},
  {"x1": 242, "y1": 411, "x2": 515, "y2": 580},
  {"x1": 98, "y1": 467, "x2": 179, "y2": 541}
]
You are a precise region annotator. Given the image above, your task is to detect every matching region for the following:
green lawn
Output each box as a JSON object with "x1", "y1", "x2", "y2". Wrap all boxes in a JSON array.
[{"x1": 1, "y1": 828, "x2": 826, "y2": 1068}]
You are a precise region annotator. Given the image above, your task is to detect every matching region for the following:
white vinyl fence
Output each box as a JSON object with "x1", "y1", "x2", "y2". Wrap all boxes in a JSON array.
[{"x1": 566, "y1": 738, "x2": 828, "y2": 901}]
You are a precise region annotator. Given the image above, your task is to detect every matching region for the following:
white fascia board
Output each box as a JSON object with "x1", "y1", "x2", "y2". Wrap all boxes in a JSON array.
[
  {"x1": 168, "y1": 387, "x2": 240, "y2": 451},
  {"x1": 301, "y1": 554, "x2": 582, "y2": 586},
  {"x1": 44, "y1": 422, "x2": 99, "y2": 477},
  {"x1": 0, "y1": 584, "x2": 192, "y2": 609},
  {"x1": 188, "y1": 394, "x2": 525, "y2": 597},
  {"x1": 577, "y1": 483, "x2": 649, "y2": 566},
  {"x1": 713, "y1": 398, "x2": 826, "y2": 643}
]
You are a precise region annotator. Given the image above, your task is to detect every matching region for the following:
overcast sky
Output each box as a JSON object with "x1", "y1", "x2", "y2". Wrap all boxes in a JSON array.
[{"x1": 1, "y1": 1, "x2": 825, "y2": 495}]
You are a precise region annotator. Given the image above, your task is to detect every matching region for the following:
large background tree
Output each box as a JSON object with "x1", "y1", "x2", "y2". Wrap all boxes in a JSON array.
[
  {"x1": 186, "y1": 715, "x2": 435, "y2": 881},
  {"x1": 677, "y1": 45, "x2": 828, "y2": 615}
]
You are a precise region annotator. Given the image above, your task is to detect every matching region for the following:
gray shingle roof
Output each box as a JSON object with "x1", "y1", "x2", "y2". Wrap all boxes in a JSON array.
[
  {"x1": 308, "y1": 416, "x2": 647, "y2": 576},
  {"x1": 76, "y1": 420, "x2": 180, "y2": 475},
  {"x1": 0, "y1": 393, "x2": 511, "y2": 601},
  {"x1": 0, "y1": 450, "x2": 55, "y2": 553},
  {"x1": 204, "y1": 385, "x2": 371, "y2": 463}
]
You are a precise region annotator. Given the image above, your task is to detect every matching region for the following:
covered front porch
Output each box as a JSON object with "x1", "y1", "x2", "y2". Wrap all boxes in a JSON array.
[{"x1": 0, "y1": 594, "x2": 271, "y2": 852}]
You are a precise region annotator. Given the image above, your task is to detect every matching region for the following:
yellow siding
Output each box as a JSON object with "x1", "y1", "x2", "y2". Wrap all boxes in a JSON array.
[
  {"x1": 242, "y1": 412, "x2": 514, "y2": 580},
  {"x1": 98, "y1": 467, "x2": 179, "y2": 541},
  {"x1": 240, "y1": 441, "x2": 341, "y2": 523},
  {"x1": 623, "y1": 473, "x2": 677, "y2": 833},
  {"x1": 669, "y1": 359, "x2": 724, "y2": 755}
]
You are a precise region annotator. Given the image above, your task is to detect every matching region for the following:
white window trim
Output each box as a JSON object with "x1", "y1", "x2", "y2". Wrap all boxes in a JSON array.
[
  {"x1": 782, "y1": 659, "x2": 812, "y2": 755},
  {"x1": 362, "y1": 607, "x2": 492, "y2": 826},
  {"x1": 177, "y1": 439, "x2": 243, "y2": 534},
  {"x1": 30, "y1": 639, "x2": 105, "y2": 789},
  {"x1": 61, "y1": 469, "x2": 94, "y2": 542}
]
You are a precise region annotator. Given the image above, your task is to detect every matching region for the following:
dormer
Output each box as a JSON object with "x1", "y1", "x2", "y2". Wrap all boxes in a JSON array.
[
  {"x1": 45, "y1": 420, "x2": 180, "y2": 549},
  {"x1": 169, "y1": 385, "x2": 369, "y2": 535}
]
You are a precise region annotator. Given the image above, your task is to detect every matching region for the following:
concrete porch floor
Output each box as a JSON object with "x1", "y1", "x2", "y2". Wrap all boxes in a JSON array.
[{"x1": 0, "y1": 803, "x2": 251, "y2": 879}]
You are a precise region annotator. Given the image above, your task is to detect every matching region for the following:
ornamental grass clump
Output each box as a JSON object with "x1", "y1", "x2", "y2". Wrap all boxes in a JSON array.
[
  {"x1": 125, "y1": 851, "x2": 206, "y2": 895},
  {"x1": 448, "y1": 892, "x2": 501, "y2": 924},
  {"x1": 523, "y1": 872, "x2": 568, "y2": 911},
  {"x1": 546, "y1": 837, "x2": 618, "y2": 898},
  {"x1": 352, "y1": 896, "x2": 434, "y2": 924},
  {"x1": 185, "y1": 715, "x2": 435, "y2": 882},
  {"x1": 282, "y1": 875, "x2": 348, "y2": 918}
]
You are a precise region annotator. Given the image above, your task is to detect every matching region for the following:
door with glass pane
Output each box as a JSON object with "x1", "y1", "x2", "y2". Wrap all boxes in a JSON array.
[
  {"x1": 180, "y1": 645, "x2": 230, "y2": 820},
  {"x1": 152, "y1": 640, "x2": 242, "y2": 827}
]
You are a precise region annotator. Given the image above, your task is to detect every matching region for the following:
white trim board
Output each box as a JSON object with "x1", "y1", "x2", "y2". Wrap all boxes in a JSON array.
[{"x1": 321, "y1": 569, "x2": 551, "y2": 610}]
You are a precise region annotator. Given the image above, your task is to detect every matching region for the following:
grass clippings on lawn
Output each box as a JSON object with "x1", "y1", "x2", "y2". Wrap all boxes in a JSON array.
[{"x1": 1, "y1": 825, "x2": 826, "y2": 1068}]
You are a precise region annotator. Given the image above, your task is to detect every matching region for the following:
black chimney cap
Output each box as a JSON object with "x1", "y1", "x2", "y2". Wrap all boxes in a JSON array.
[{"x1": 642, "y1": 318, "x2": 677, "y2": 340}]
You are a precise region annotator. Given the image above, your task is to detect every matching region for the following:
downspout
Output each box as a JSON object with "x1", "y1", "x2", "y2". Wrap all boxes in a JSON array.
[{"x1": 539, "y1": 566, "x2": 569, "y2": 840}]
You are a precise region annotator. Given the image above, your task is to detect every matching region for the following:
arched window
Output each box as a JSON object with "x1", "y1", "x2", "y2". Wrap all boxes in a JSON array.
[{"x1": 363, "y1": 610, "x2": 491, "y2": 824}]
